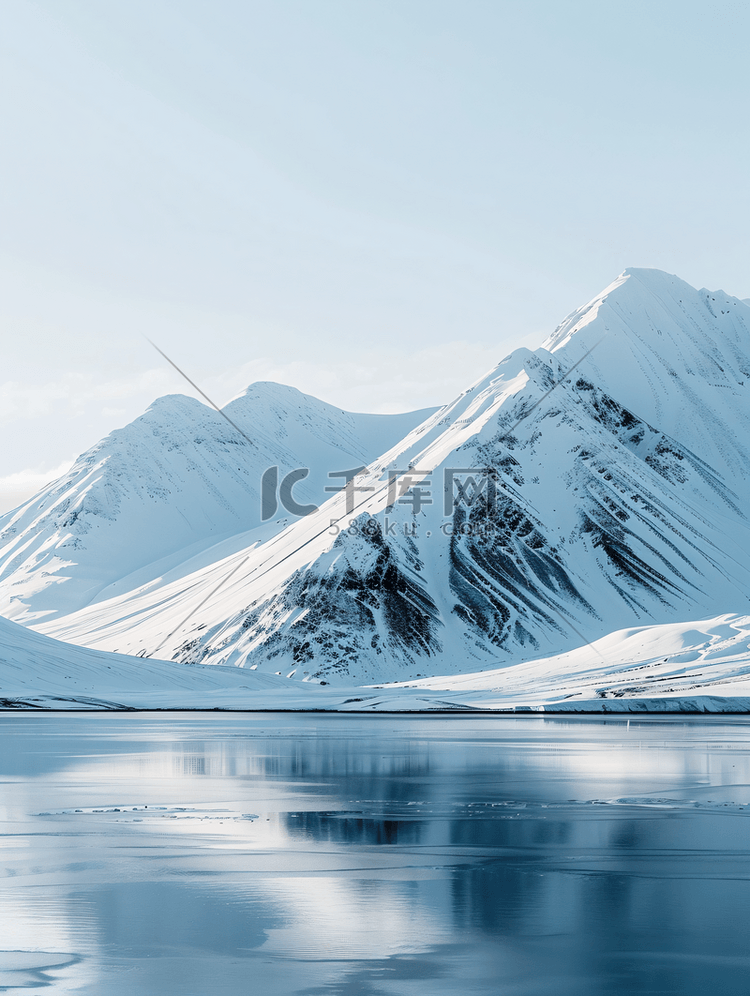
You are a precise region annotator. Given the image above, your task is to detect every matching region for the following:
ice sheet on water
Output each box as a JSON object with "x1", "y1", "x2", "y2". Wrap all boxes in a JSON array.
[
  {"x1": 5, "y1": 714, "x2": 750, "y2": 993},
  {"x1": 0, "y1": 950, "x2": 81, "y2": 990}
]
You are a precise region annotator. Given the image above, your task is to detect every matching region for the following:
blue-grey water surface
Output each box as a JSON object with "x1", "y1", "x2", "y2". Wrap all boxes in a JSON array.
[{"x1": 1, "y1": 713, "x2": 750, "y2": 994}]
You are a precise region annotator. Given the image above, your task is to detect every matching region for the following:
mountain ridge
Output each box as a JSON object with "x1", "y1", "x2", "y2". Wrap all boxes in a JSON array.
[
  {"x1": 0, "y1": 385, "x2": 437, "y2": 622},
  {"x1": 30, "y1": 268, "x2": 750, "y2": 683}
]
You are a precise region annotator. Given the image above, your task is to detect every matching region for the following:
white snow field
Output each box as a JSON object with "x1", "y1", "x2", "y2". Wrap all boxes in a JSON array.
[
  {"x1": 2, "y1": 267, "x2": 750, "y2": 708},
  {"x1": 0, "y1": 611, "x2": 289, "y2": 709},
  {"x1": 2, "y1": 609, "x2": 750, "y2": 712}
]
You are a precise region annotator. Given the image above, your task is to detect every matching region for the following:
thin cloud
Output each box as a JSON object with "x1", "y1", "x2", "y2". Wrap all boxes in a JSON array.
[
  {"x1": 0, "y1": 368, "x2": 182, "y2": 427},
  {"x1": 0, "y1": 459, "x2": 75, "y2": 515}
]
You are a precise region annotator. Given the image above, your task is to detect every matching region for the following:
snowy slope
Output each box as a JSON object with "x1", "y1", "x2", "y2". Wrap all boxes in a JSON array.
[
  {"x1": 37, "y1": 269, "x2": 750, "y2": 684},
  {"x1": 541, "y1": 269, "x2": 750, "y2": 484},
  {"x1": 0, "y1": 384, "x2": 435, "y2": 623},
  {"x1": 0, "y1": 611, "x2": 289, "y2": 709},
  {"x1": 3, "y1": 610, "x2": 750, "y2": 713},
  {"x1": 397, "y1": 613, "x2": 750, "y2": 708}
]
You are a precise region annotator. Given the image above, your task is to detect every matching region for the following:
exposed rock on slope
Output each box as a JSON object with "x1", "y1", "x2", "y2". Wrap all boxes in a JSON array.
[
  {"x1": 0, "y1": 384, "x2": 435, "y2": 622},
  {"x1": 36, "y1": 269, "x2": 750, "y2": 683}
]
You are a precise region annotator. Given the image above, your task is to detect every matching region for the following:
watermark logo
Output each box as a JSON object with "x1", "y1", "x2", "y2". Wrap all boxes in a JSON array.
[
  {"x1": 325, "y1": 466, "x2": 375, "y2": 513},
  {"x1": 385, "y1": 468, "x2": 433, "y2": 513},
  {"x1": 261, "y1": 464, "x2": 497, "y2": 534},
  {"x1": 260, "y1": 466, "x2": 317, "y2": 520},
  {"x1": 443, "y1": 468, "x2": 497, "y2": 517}
]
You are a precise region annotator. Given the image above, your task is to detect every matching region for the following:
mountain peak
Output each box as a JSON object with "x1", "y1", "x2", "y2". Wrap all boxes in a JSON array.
[
  {"x1": 8, "y1": 268, "x2": 750, "y2": 688},
  {"x1": 228, "y1": 381, "x2": 310, "y2": 405}
]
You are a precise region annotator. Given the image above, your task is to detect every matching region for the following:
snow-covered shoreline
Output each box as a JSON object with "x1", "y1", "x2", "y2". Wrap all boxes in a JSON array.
[
  {"x1": 3, "y1": 696, "x2": 750, "y2": 714},
  {"x1": 3, "y1": 609, "x2": 750, "y2": 713}
]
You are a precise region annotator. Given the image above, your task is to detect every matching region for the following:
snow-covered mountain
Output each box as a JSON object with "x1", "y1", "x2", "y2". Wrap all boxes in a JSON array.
[
  {"x1": 0, "y1": 385, "x2": 436, "y2": 622},
  {"x1": 33, "y1": 269, "x2": 750, "y2": 683}
]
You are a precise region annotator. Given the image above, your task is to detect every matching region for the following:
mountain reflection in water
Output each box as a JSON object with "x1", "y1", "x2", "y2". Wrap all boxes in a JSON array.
[{"x1": 1, "y1": 713, "x2": 750, "y2": 995}]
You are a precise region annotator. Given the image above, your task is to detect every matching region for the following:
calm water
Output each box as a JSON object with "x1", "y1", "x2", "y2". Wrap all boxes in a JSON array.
[{"x1": 1, "y1": 713, "x2": 750, "y2": 995}]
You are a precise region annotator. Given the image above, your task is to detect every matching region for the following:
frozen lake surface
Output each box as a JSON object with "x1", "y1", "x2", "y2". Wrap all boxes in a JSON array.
[{"x1": 2, "y1": 714, "x2": 750, "y2": 994}]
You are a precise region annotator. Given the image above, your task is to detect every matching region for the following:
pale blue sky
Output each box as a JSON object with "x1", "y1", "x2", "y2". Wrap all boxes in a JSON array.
[{"x1": 2, "y1": 0, "x2": 749, "y2": 510}]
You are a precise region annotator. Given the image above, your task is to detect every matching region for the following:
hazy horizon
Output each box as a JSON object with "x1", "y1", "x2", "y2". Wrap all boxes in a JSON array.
[{"x1": 2, "y1": 0, "x2": 749, "y2": 512}]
